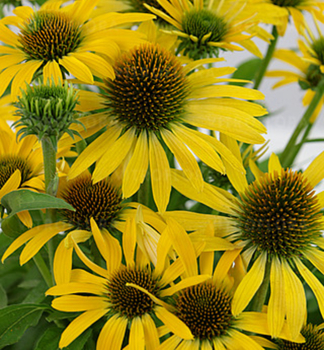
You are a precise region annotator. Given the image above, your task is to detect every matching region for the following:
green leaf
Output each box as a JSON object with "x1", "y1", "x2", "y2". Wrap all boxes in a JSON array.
[
  {"x1": 35, "y1": 326, "x2": 92, "y2": 350},
  {"x1": 0, "y1": 304, "x2": 48, "y2": 348},
  {"x1": 1, "y1": 190, "x2": 75, "y2": 219},
  {"x1": 230, "y1": 58, "x2": 262, "y2": 86},
  {"x1": 0, "y1": 285, "x2": 7, "y2": 309}
]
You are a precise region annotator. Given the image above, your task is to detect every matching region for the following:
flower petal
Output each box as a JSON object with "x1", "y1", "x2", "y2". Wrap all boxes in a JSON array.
[
  {"x1": 97, "y1": 314, "x2": 128, "y2": 350},
  {"x1": 129, "y1": 317, "x2": 145, "y2": 350},
  {"x1": 59, "y1": 55, "x2": 93, "y2": 84}
]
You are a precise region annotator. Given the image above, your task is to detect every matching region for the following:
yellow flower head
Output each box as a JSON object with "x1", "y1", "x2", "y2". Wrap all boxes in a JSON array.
[
  {"x1": 68, "y1": 21, "x2": 267, "y2": 213},
  {"x1": 276, "y1": 323, "x2": 324, "y2": 349},
  {"x1": 145, "y1": 0, "x2": 271, "y2": 59},
  {"x1": 46, "y1": 218, "x2": 197, "y2": 349},
  {"x1": 0, "y1": 0, "x2": 155, "y2": 99},
  {"x1": 1, "y1": 173, "x2": 165, "y2": 281},
  {"x1": 247, "y1": 0, "x2": 324, "y2": 35},
  {"x1": 171, "y1": 150, "x2": 324, "y2": 341}
]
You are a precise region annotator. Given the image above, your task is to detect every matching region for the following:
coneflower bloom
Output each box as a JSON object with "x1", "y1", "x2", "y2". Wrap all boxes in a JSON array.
[
  {"x1": 0, "y1": 0, "x2": 154, "y2": 99},
  {"x1": 171, "y1": 150, "x2": 324, "y2": 340}
]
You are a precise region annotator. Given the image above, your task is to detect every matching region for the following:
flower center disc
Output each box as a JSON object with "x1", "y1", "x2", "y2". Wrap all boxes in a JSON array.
[
  {"x1": 271, "y1": 0, "x2": 302, "y2": 6},
  {"x1": 236, "y1": 169, "x2": 322, "y2": 258},
  {"x1": 277, "y1": 324, "x2": 324, "y2": 350},
  {"x1": 61, "y1": 176, "x2": 122, "y2": 230},
  {"x1": 176, "y1": 283, "x2": 233, "y2": 340},
  {"x1": 108, "y1": 268, "x2": 158, "y2": 319},
  {"x1": 19, "y1": 11, "x2": 83, "y2": 61},
  {"x1": 180, "y1": 8, "x2": 228, "y2": 59},
  {"x1": 0, "y1": 155, "x2": 32, "y2": 189},
  {"x1": 104, "y1": 43, "x2": 189, "y2": 131}
]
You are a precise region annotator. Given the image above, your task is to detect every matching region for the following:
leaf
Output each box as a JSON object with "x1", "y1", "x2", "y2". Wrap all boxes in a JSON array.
[
  {"x1": 1, "y1": 190, "x2": 75, "y2": 219},
  {"x1": 35, "y1": 326, "x2": 92, "y2": 350},
  {"x1": 230, "y1": 58, "x2": 262, "y2": 87},
  {"x1": 46, "y1": 310, "x2": 80, "y2": 323},
  {"x1": 0, "y1": 285, "x2": 7, "y2": 309},
  {"x1": 0, "y1": 304, "x2": 48, "y2": 348}
]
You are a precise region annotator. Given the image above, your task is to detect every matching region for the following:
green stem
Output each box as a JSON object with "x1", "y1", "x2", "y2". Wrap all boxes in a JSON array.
[
  {"x1": 41, "y1": 136, "x2": 58, "y2": 197},
  {"x1": 254, "y1": 26, "x2": 279, "y2": 90},
  {"x1": 280, "y1": 86, "x2": 324, "y2": 168},
  {"x1": 33, "y1": 253, "x2": 53, "y2": 288},
  {"x1": 250, "y1": 259, "x2": 271, "y2": 312}
]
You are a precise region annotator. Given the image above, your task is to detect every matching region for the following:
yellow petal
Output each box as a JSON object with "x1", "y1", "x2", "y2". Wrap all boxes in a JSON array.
[
  {"x1": 17, "y1": 210, "x2": 32, "y2": 228},
  {"x1": 59, "y1": 309, "x2": 107, "y2": 348},
  {"x1": 294, "y1": 258, "x2": 324, "y2": 319},
  {"x1": 43, "y1": 60, "x2": 63, "y2": 85},
  {"x1": 92, "y1": 128, "x2": 135, "y2": 184},
  {"x1": 268, "y1": 256, "x2": 285, "y2": 337},
  {"x1": 123, "y1": 217, "x2": 136, "y2": 268},
  {"x1": 68, "y1": 126, "x2": 121, "y2": 180},
  {"x1": 281, "y1": 259, "x2": 306, "y2": 340},
  {"x1": 161, "y1": 128, "x2": 203, "y2": 192},
  {"x1": 72, "y1": 52, "x2": 115, "y2": 80},
  {"x1": 161, "y1": 275, "x2": 211, "y2": 297},
  {"x1": 165, "y1": 218, "x2": 197, "y2": 277},
  {"x1": 129, "y1": 317, "x2": 145, "y2": 350},
  {"x1": 123, "y1": 131, "x2": 149, "y2": 198},
  {"x1": 96, "y1": 314, "x2": 128, "y2": 350},
  {"x1": 232, "y1": 252, "x2": 267, "y2": 316},
  {"x1": 0, "y1": 22, "x2": 19, "y2": 46},
  {"x1": 59, "y1": 55, "x2": 93, "y2": 84},
  {"x1": 46, "y1": 281, "x2": 106, "y2": 296},
  {"x1": 268, "y1": 153, "x2": 282, "y2": 175},
  {"x1": 52, "y1": 295, "x2": 109, "y2": 312},
  {"x1": 149, "y1": 132, "x2": 171, "y2": 213},
  {"x1": 303, "y1": 151, "x2": 324, "y2": 188},
  {"x1": 189, "y1": 85, "x2": 264, "y2": 100},
  {"x1": 155, "y1": 306, "x2": 193, "y2": 340},
  {"x1": 0, "y1": 64, "x2": 23, "y2": 98},
  {"x1": 141, "y1": 313, "x2": 160, "y2": 350},
  {"x1": 11, "y1": 60, "x2": 43, "y2": 99},
  {"x1": 53, "y1": 239, "x2": 73, "y2": 285},
  {"x1": 0, "y1": 169, "x2": 21, "y2": 200},
  {"x1": 20, "y1": 222, "x2": 73, "y2": 265},
  {"x1": 225, "y1": 329, "x2": 263, "y2": 350}
]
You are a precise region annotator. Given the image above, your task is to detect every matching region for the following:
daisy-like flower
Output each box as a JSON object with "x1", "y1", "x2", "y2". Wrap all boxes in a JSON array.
[
  {"x1": 145, "y1": 0, "x2": 274, "y2": 59},
  {"x1": 266, "y1": 48, "x2": 324, "y2": 122},
  {"x1": 1, "y1": 172, "x2": 166, "y2": 283},
  {"x1": 170, "y1": 147, "x2": 324, "y2": 341},
  {"x1": 246, "y1": 0, "x2": 323, "y2": 35},
  {"x1": 45, "y1": 218, "x2": 208, "y2": 349},
  {"x1": 129, "y1": 219, "x2": 303, "y2": 349},
  {"x1": 276, "y1": 323, "x2": 324, "y2": 349},
  {"x1": 0, "y1": 0, "x2": 155, "y2": 99},
  {"x1": 0, "y1": 127, "x2": 44, "y2": 228},
  {"x1": 68, "y1": 21, "x2": 267, "y2": 213}
]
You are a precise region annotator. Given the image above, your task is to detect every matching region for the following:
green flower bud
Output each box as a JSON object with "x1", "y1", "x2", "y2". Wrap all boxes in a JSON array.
[{"x1": 14, "y1": 80, "x2": 82, "y2": 145}]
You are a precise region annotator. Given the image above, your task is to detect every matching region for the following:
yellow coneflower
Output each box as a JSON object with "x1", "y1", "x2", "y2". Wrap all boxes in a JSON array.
[
  {"x1": 0, "y1": 0, "x2": 154, "y2": 99},
  {"x1": 171, "y1": 149, "x2": 324, "y2": 340},
  {"x1": 1, "y1": 172, "x2": 166, "y2": 284},
  {"x1": 68, "y1": 21, "x2": 267, "y2": 213},
  {"x1": 145, "y1": 0, "x2": 276, "y2": 59},
  {"x1": 46, "y1": 218, "x2": 206, "y2": 349},
  {"x1": 0, "y1": 127, "x2": 44, "y2": 228}
]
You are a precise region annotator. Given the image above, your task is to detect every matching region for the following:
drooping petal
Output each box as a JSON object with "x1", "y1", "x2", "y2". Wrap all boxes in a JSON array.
[
  {"x1": 123, "y1": 131, "x2": 149, "y2": 198},
  {"x1": 96, "y1": 314, "x2": 128, "y2": 350},
  {"x1": 303, "y1": 151, "x2": 324, "y2": 188},
  {"x1": 59, "y1": 309, "x2": 107, "y2": 349},
  {"x1": 129, "y1": 317, "x2": 145, "y2": 350},
  {"x1": 232, "y1": 252, "x2": 267, "y2": 316},
  {"x1": 268, "y1": 256, "x2": 285, "y2": 337},
  {"x1": 16, "y1": 210, "x2": 33, "y2": 228},
  {"x1": 59, "y1": 55, "x2": 93, "y2": 84},
  {"x1": 0, "y1": 169, "x2": 21, "y2": 200},
  {"x1": 155, "y1": 306, "x2": 193, "y2": 340},
  {"x1": 149, "y1": 132, "x2": 171, "y2": 213},
  {"x1": 142, "y1": 313, "x2": 160, "y2": 350},
  {"x1": 281, "y1": 259, "x2": 306, "y2": 340}
]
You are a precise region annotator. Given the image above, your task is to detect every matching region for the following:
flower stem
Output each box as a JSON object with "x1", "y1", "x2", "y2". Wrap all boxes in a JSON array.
[
  {"x1": 250, "y1": 259, "x2": 271, "y2": 312},
  {"x1": 41, "y1": 136, "x2": 58, "y2": 197},
  {"x1": 254, "y1": 26, "x2": 279, "y2": 90},
  {"x1": 280, "y1": 86, "x2": 324, "y2": 168},
  {"x1": 33, "y1": 253, "x2": 53, "y2": 288}
]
